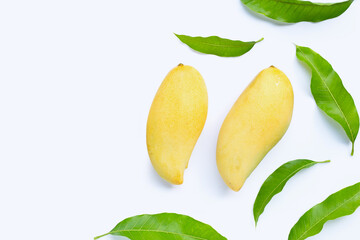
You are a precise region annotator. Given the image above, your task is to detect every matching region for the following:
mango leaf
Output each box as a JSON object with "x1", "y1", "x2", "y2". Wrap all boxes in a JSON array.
[
  {"x1": 289, "y1": 182, "x2": 360, "y2": 240},
  {"x1": 94, "y1": 213, "x2": 227, "y2": 240},
  {"x1": 296, "y1": 45, "x2": 359, "y2": 155},
  {"x1": 175, "y1": 34, "x2": 263, "y2": 57},
  {"x1": 240, "y1": 0, "x2": 353, "y2": 23},
  {"x1": 253, "y1": 159, "x2": 330, "y2": 225}
]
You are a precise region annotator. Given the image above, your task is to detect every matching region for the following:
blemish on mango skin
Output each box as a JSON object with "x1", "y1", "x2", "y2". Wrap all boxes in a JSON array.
[{"x1": 217, "y1": 66, "x2": 294, "y2": 192}]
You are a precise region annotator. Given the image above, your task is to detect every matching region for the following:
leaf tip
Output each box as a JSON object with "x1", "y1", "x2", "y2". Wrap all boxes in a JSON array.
[
  {"x1": 253, "y1": 208, "x2": 260, "y2": 226},
  {"x1": 295, "y1": 44, "x2": 303, "y2": 50},
  {"x1": 256, "y1": 37, "x2": 264, "y2": 43}
]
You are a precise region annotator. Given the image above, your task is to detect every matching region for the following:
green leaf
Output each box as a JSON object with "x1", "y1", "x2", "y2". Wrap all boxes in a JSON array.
[
  {"x1": 289, "y1": 182, "x2": 360, "y2": 240},
  {"x1": 94, "y1": 213, "x2": 227, "y2": 240},
  {"x1": 253, "y1": 159, "x2": 330, "y2": 225},
  {"x1": 175, "y1": 34, "x2": 263, "y2": 57},
  {"x1": 240, "y1": 0, "x2": 353, "y2": 23},
  {"x1": 296, "y1": 45, "x2": 359, "y2": 155}
]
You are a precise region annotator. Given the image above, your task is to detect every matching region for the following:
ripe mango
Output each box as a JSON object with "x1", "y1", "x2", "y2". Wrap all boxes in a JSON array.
[
  {"x1": 217, "y1": 66, "x2": 294, "y2": 191},
  {"x1": 146, "y1": 64, "x2": 208, "y2": 185}
]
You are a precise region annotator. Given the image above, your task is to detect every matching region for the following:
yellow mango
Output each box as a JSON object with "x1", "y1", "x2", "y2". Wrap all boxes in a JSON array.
[
  {"x1": 217, "y1": 66, "x2": 294, "y2": 191},
  {"x1": 146, "y1": 64, "x2": 208, "y2": 185}
]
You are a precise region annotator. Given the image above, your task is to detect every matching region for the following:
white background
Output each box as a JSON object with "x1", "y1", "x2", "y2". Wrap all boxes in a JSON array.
[{"x1": 1, "y1": 0, "x2": 360, "y2": 239}]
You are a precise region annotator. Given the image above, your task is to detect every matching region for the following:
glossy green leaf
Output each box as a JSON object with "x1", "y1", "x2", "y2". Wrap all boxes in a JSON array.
[
  {"x1": 289, "y1": 182, "x2": 360, "y2": 240},
  {"x1": 241, "y1": 0, "x2": 353, "y2": 23},
  {"x1": 253, "y1": 159, "x2": 330, "y2": 225},
  {"x1": 94, "y1": 213, "x2": 227, "y2": 240},
  {"x1": 296, "y1": 45, "x2": 359, "y2": 155},
  {"x1": 175, "y1": 34, "x2": 263, "y2": 57}
]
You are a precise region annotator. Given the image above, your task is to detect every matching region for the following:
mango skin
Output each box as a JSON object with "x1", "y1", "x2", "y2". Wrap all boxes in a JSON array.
[
  {"x1": 217, "y1": 66, "x2": 294, "y2": 192},
  {"x1": 147, "y1": 64, "x2": 208, "y2": 185}
]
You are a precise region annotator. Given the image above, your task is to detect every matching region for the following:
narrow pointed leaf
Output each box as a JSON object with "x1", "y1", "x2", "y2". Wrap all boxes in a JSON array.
[
  {"x1": 289, "y1": 182, "x2": 360, "y2": 240},
  {"x1": 175, "y1": 34, "x2": 263, "y2": 57},
  {"x1": 241, "y1": 0, "x2": 353, "y2": 23},
  {"x1": 296, "y1": 45, "x2": 359, "y2": 155},
  {"x1": 253, "y1": 159, "x2": 330, "y2": 225},
  {"x1": 95, "y1": 213, "x2": 227, "y2": 240}
]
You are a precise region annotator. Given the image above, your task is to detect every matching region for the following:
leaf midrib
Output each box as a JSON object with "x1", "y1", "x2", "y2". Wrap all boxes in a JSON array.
[
  {"x1": 183, "y1": 38, "x2": 253, "y2": 48},
  {"x1": 295, "y1": 191, "x2": 360, "y2": 240},
  {"x1": 108, "y1": 229, "x2": 211, "y2": 240},
  {"x1": 298, "y1": 48, "x2": 354, "y2": 142}
]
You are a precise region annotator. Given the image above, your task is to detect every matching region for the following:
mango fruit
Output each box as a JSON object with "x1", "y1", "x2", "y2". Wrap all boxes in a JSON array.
[
  {"x1": 217, "y1": 66, "x2": 294, "y2": 191},
  {"x1": 146, "y1": 64, "x2": 208, "y2": 185}
]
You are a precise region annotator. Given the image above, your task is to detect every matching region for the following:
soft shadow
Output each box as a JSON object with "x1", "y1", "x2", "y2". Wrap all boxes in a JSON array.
[
  {"x1": 96, "y1": 235, "x2": 129, "y2": 240},
  {"x1": 210, "y1": 164, "x2": 233, "y2": 195},
  {"x1": 318, "y1": 110, "x2": 350, "y2": 145},
  {"x1": 109, "y1": 236, "x2": 130, "y2": 240},
  {"x1": 148, "y1": 162, "x2": 174, "y2": 189},
  {"x1": 205, "y1": 122, "x2": 234, "y2": 195},
  {"x1": 296, "y1": 58, "x2": 314, "y2": 97},
  {"x1": 210, "y1": 157, "x2": 233, "y2": 195}
]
